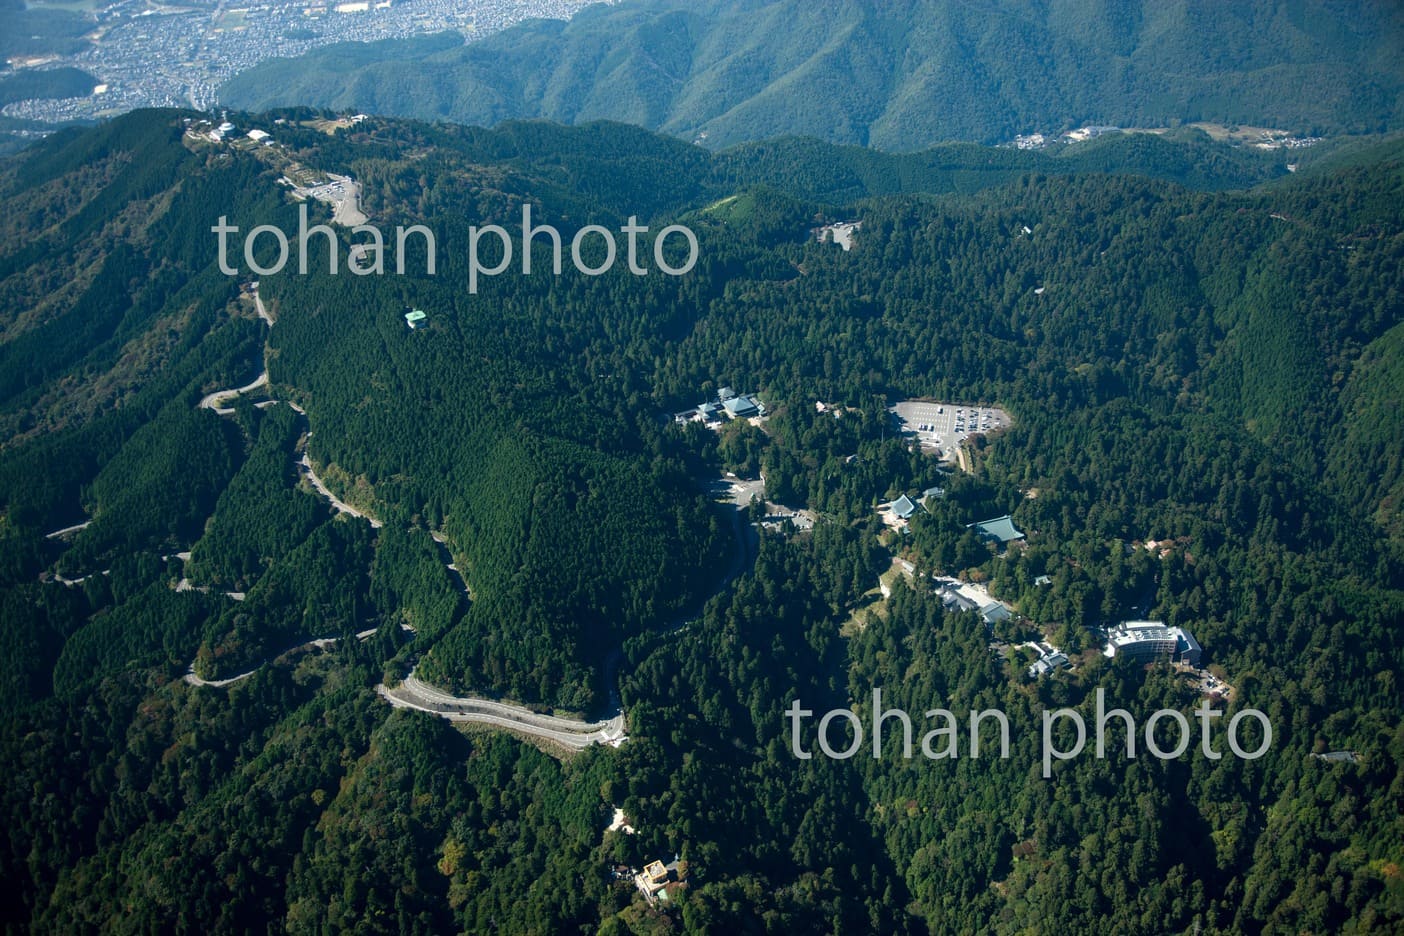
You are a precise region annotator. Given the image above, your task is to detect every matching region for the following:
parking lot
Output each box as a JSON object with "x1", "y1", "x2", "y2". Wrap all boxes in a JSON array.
[{"x1": 890, "y1": 400, "x2": 1010, "y2": 457}]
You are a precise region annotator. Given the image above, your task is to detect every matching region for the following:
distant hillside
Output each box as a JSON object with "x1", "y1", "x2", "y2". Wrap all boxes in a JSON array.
[
  {"x1": 713, "y1": 127, "x2": 1293, "y2": 201},
  {"x1": 0, "y1": 0, "x2": 92, "y2": 59},
  {"x1": 220, "y1": 0, "x2": 1404, "y2": 150}
]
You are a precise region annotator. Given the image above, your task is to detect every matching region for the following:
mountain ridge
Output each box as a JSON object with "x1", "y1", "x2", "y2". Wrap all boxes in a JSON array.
[{"x1": 220, "y1": 0, "x2": 1404, "y2": 151}]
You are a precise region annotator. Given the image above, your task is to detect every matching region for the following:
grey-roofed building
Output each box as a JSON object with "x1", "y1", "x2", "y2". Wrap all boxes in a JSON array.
[
  {"x1": 968, "y1": 515, "x2": 1025, "y2": 545},
  {"x1": 718, "y1": 387, "x2": 737, "y2": 402},
  {"x1": 980, "y1": 602, "x2": 1012, "y2": 625},
  {"x1": 891, "y1": 494, "x2": 919, "y2": 520},
  {"x1": 940, "y1": 589, "x2": 979, "y2": 613},
  {"x1": 1176, "y1": 628, "x2": 1203, "y2": 667},
  {"x1": 922, "y1": 486, "x2": 946, "y2": 501},
  {"x1": 723, "y1": 395, "x2": 760, "y2": 418},
  {"x1": 1029, "y1": 650, "x2": 1071, "y2": 678}
]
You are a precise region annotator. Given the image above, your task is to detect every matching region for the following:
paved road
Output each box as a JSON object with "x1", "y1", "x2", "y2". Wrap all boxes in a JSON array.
[
  {"x1": 184, "y1": 626, "x2": 387, "y2": 688},
  {"x1": 379, "y1": 671, "x2": 627, "y2": 751},
  {"x1": 248, "y1": 280, "x2": 385, "y2": 531},
  {"x1": 186, "y1": 475, "x2": 750, "y2": 752},
  {"x1": 244, "y1": 400, "x2": 385, "y2": 531},
  {"x1": 51, "y1": 569, "x2": 108, "y2": 587},
  {"x1": 427, "y1": 531, "x2": 471, "y2": 595},
  {"x1": 298, "y1": 452, "x2": 383, "y2": 528},
  {"x1": 44, "y1": 519, "x2": 91, "y2": 539},
  {"x1": 177, "y1": 456, "x2": 752, "y2": 757},
  {"x1": 251, "y1": 288, "x2": 274, "y2": 326},
  {"x1": 42, "y1": 364, "x2": 268, "y2": 574},
  {"x1": 199, "y1": 371, "x2": 268, "y2": 414},
  {"x1": 198, "y1": 286, "x2": 274, "y2": 414},
  {"x1": 184, "y1": 664, "x2": 258, "y2": 688}
]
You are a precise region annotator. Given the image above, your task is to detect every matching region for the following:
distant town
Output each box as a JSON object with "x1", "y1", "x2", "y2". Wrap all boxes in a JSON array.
[{"x1": 2, "y1": 0, "x2": 604, "y2": 131}]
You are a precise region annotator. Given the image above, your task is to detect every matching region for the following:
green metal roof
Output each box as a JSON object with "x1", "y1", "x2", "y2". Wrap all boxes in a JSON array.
[{"x1": 968, "y1": 515, "x2": 1024, "y2": 543}]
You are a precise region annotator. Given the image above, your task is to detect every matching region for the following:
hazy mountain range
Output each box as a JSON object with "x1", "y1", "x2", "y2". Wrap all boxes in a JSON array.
[{"x1": 221, "y1": 0, "x2": 1404, "y2": 150}]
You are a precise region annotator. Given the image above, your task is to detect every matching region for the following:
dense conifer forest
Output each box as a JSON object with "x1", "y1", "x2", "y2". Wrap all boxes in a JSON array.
[{"x1": 0, "y1": 109, "x2": 1399, "y2": 933}]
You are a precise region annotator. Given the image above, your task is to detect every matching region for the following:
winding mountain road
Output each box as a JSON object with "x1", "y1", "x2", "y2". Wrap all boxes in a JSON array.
[
  {"x1": 298, "y1": 451, "x2": 382, "y2": 528},
  {"x1": 197, "y1": 286, "x2": 380, "y2": 529},
  {"x1": 184, "y1": 626, "x2": 383, "y2": 688},
  {"x1": 198, "y1": 371, "x2": 268, "y2": 414},
  {"x1": 198, "y1": 289, "x2": 275, "y2": 413},
  {"x1": 381, "y1": 487, "x2": 756, "y2": 749},
  {"x1": 182, "y1": 285, "x2": 758, "y2": 752}
]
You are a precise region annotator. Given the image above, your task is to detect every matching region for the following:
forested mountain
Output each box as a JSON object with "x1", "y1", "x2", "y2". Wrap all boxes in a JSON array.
[
  {"x1": 220, "y1": 0, "x2": 1404, "y2": 150},
  {"x1": 0, "y1": 109, "x2": 1400, "y2": 933}
]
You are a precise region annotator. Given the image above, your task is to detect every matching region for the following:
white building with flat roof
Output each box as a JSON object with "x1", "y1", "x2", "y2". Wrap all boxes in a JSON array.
[{"x1": 1103, "y1": 621, "x2": 1201, "y2": 666}]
